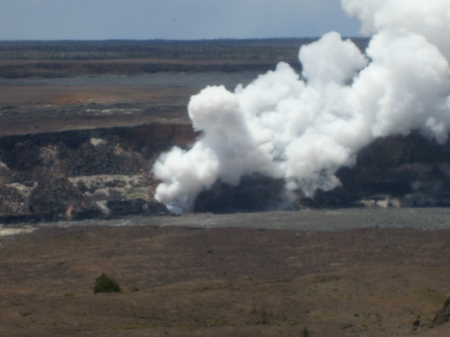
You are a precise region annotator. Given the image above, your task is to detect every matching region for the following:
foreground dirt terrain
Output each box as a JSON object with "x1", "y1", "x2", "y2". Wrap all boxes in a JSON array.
[{"x1": 0, "y1": 220, "x2": 449, "y2": 337}]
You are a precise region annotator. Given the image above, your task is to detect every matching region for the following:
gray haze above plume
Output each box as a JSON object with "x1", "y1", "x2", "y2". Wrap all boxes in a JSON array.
[{"x1": 0, "y1": 0, "x2": 360, "y2": 40}]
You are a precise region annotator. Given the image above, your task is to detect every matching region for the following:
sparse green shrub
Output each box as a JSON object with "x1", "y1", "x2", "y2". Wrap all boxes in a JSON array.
[
  {"x1": 19, "y1": 310, "x2": 32, "y2": 317},
  {"x1": 260, "y1": 309, "x2": 269, "y2": 324},
  {"x1": 93, "y1": 273, "x2": 121, "y2": 294}
]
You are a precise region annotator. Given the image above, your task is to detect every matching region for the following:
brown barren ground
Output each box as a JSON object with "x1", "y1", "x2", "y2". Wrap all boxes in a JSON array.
[
  {"x1": 0, "y1": 86, "x2": 196, "y2": 107},
  {"x1": 0, "y1": 225, "x2": 449, "y2": 336},
  {"x1": 0, "y1": 85, "x2": 193, "y2": 136},
  {"x1": 0, "y1": 58, "x2": 287, "y2": 78}
]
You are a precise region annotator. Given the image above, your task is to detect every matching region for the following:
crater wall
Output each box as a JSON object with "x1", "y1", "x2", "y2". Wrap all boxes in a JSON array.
[
  {"x1": 1, "y1": 124, "x2": 450, "y2": 223},
  {"x1": 0, "y1": 123, "x2": 197, "y2": 222}
]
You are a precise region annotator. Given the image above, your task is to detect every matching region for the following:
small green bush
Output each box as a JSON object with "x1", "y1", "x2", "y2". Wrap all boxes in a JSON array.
[
  {"x1": 301, "y1": 327, "x2": 310, "y2": 337},
  {"x1": 93, "y1": 273, "x2": 121, "y2": 294},
  {"x1": 19, "y1": 310, "x2": 32, "y2": 317}
]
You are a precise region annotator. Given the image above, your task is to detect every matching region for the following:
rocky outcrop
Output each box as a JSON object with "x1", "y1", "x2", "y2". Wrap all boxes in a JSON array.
[
  {"x1": 312, "y1": 131, "x2": 450, "y2": 209},
  {"x1": 194, "y1": 175, "x2": 288, "y2": 213},
  {"x1": 0, "y1": 124, "x2": 197, "y2": 222},
  {"x1": 193, "y1": 131, "x2": 450, "y2": 212},
  {"x1": 432, "y1": 296, "x2": 450, "y2": 326}
]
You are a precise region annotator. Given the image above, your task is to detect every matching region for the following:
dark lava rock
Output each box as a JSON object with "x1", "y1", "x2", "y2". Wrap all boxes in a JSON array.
[
  {"x1": 28, "y1": 177, "x2": 99, "y2": 221},
  {"x1": 60, "y1": 137, "x2": 144, "y2": 176},
  {"x1": 0, "y1": 124, "x2": 195, "y2": 223},
  {"x1": 194, "y1": 175, "x2": 288, "y2": 213},
  {"x1": 302, "y1": 132, "x2": 450, "y2": 208},
  {"x1": 0, "y1": 183, "x2": 28, "y2": 217},
  {"x1": 2, "y1": 140, "x2": 41, "y2": 171}
]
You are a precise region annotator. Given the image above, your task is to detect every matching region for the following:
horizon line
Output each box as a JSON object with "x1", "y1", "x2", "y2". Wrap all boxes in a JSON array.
[{"x1": 0, "y1": 36, "x2": 369, "y2": 43}]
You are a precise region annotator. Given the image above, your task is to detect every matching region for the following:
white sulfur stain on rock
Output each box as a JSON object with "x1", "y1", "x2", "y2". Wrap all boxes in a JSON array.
[
  {"x1": 0, "y1": 226, "x2": 37, "y2": 237},
  {"x1": 90, "y1": 138, "x2": 107, "y2": 147}
]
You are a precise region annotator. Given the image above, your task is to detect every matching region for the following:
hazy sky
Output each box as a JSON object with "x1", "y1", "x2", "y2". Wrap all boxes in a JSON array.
[{"x1": 0, "y1": 0, "x2": 361, "y2": 40}]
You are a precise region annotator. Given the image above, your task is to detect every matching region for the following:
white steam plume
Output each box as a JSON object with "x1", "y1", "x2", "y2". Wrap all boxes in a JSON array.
[{"x1": 153, "y1": 0, "x2": 450, "y2": 214}]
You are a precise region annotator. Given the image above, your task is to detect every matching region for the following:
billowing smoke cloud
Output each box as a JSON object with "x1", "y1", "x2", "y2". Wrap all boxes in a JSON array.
[{"x1": 153, "y1": 0, "x2": 450, "y2": 214}]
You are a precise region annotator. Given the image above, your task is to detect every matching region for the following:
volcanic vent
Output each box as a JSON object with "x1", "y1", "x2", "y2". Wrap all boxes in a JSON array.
[{"x1": 154, "y1": 0, "x2": 450, "y2": 214}]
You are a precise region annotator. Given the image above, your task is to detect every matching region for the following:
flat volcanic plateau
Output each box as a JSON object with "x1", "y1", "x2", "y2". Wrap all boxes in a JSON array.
[{"x1": 0, "y1": 40, "x2": 449, "y2": 336}]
